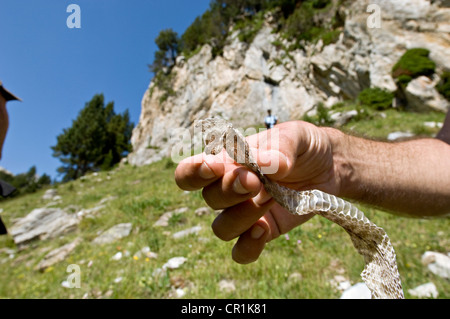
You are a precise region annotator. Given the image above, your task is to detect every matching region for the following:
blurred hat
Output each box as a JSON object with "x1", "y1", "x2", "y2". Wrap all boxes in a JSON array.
[{"x1": 0, "y1": 81, "x2": 22, "y2": 101}]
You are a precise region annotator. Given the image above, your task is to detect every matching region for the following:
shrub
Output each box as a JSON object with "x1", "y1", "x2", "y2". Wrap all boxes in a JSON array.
[
  {"x1": 320, "y1": 29, "x2": 341, "y2": 46},
  {"x1": 283, "y1": 0, "x2": 340, "y2": 46},
  {"x1": 436, "y1": 72, "x2": 450, "y2": 101},
  {"x1": 358, "y1": 87, "x2": 395, "y2": 110},
  {"x1": 392, "y1": 48, "x2": 436, "y2": 84},
  {"x1": 0, "y1": 166, "x2": 52, "y2": 199},
  {"x1": 311, "y1": 0, "x2": 331, "y2": 9},
  {"x1": 397, "y1": 74, "x2": 413, "y2": 86},
  {"x1": 235, "y1": 11, "x2": 265, "y2": 44}
]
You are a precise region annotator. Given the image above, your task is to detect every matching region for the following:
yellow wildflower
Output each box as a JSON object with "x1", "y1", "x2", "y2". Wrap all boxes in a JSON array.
[{"x1": 44, "y1": 266, "x2": 54, "y2": 273}]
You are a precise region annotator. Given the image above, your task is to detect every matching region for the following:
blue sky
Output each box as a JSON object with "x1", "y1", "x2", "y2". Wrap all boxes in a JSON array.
[{"x1": 0, "y1": 0, "x2": 211, "y2": 180}]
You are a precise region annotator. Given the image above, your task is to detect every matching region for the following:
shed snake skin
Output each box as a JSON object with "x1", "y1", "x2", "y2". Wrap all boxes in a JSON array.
[{"x1": 197, "y1": 118, "x2": 404, "y2": 299}]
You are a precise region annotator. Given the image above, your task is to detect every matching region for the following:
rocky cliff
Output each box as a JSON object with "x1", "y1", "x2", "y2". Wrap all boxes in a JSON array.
[{"x1": 128, "y1": 0, "x2": 450, "y2": 166}]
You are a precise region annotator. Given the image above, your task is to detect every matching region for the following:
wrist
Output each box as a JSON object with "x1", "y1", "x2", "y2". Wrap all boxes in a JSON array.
[{"x1": 320, "y1": 127, "x2": 357, "y2": 199}]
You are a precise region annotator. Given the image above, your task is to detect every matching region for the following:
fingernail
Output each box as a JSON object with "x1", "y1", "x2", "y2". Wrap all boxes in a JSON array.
[
  {"x1": 199, "y1": 162, "x2": 215, "y2": 180},
  {"x1": 251, "y1": 225, "x2": 265, "y2": 240},
  {"x1": 233, "y1": 175, "x2": 249, "y2": 195}
]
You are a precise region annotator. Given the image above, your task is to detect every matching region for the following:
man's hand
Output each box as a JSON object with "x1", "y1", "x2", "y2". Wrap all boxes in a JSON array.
[{"x1": 175, "y1": 121, "x2": 342, "y2": 264}]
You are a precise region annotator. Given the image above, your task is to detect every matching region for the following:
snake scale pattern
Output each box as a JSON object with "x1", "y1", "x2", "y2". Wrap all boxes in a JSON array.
[{"x1": 197, "y1": 118, "x2": 404, "y2": 299}]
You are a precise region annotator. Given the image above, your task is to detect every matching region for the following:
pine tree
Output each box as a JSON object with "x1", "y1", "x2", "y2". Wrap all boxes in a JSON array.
[
  {"x1": 150, "y1": 29, "x2": 180, "y2": 74},
  {"x1": 52, "y1": 94, "x2": 133, "y2": 181}
]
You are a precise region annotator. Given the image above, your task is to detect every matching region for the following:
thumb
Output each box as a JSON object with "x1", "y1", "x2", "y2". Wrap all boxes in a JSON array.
[{"x1": 254, "y1": 149, "x2": 292, "y2": 181}]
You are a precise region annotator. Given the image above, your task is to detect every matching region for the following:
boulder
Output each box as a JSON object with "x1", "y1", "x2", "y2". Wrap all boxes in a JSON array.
[
  {"x1": 405, "y1": 76, "x2": 450, "y2": 112},
  {"x1": 329, "y1": 110, "x2": 359, "y2": 127},
  {"x1": 172, "y1": 225, "x2": 202, "y2": 239},
  {"x1": 340, "y1": 282, "x2": 372, "y2": 299},
  {"x1": 163, "y1": 257, "x2": 187, "y2": 270},
  {"x1": 387, "y1": 132, "x2": 415, "y2": 141},
  {"x1": 421, "y1": 251, "x2": 450, "y2": 279},
  {"x1": 154, "y1": 207, "x2": 188, "y2": 227},
  {"x1": 408, "y1": 282, "x2": 439, "y2": 299},
  {"x1": 92, "y1": 223, "x2": 132, "y2": 245},
  {"x1": 9, "y1": 208, "x2": 79, "y2": 247},
  {"x1": 42, "y1": 189, "x2": 58, "y2": 201},
  {"x1": 36, "y1": 238, "x2": 82, "y2": 271}
]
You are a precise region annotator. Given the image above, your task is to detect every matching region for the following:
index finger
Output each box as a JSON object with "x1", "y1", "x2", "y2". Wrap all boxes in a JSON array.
[{"x1": 175, "y1": 153, "x2": 226, "y2": 191}]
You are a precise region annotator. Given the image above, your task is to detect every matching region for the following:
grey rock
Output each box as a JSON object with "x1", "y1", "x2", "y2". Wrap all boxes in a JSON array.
[
  {"x1": 36, "y1": 238, "x2": 82, "y2": 271},
  {"x1": 111, "y1": 252, "x2": 123, "y2": 261},
  {"x1": 133, "y1": 246, "x2": 158, "y2": 259},
  {"x1": 162, "y1": 257, "x2": 187, "y2": 270},
  {"x1": 387, "y1": 132, "x2": 415, "y2": 141},
  {"x1": 172, "y1": 225, "x2": 202, "y2": 239},
  {"x1": 76, "y1": 205, "x2": 105, "y2": 219},
  {"x1": 330, "y1": 110, "x2": 359, "y2": 127},
  {"x1": 42, "y1": 189, "x2": 58, "y2": 200},
  {"x1": 154, "y1": 207, "x2": 188, "y2": 227},
  {"x1": 92, "y1": 223, "x2": 132, "y2": 245},
  {"x1": 405, "y1": 76, "x2": 450, "y2": 112},
  {"x1": 153, "y1": 212, "x2": 173, "y2": 227},
  {"x1": 408, "y1": 282, "x2": 439, "y2": 299},
  {"x1": 421, "y1": 251, "x2": 450, "y2": 279},
  {"x1": 10, "y1": 208, "x2": 79, "y2": 247},
  {"x1": 340, "y1": 282, "x2": 372, "y2": 299},
  {"x1": 218, "y1": 280, "x2": 236, "y2": 293},
  {"x1": 195, "y1": 207, "x2": 211, "y2": 217},
  {"x1": 329, "y1": 275, "x2": 352, "y2": 291},
  {"x1": 424, "y1": 121, "x2": 443, "y2": 129}
]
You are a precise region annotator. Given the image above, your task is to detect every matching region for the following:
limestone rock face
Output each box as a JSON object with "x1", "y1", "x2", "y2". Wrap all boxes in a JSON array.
[{"x1": 128, "y1": 0, "x2": 450, "y2": 166}]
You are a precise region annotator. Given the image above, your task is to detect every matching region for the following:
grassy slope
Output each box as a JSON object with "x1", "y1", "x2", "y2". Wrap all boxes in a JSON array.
[{"x1": 0, "y1": 110, "x2": 449, "y2": 299}]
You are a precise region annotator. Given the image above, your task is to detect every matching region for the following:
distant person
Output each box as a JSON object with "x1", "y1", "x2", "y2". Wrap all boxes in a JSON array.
[
  {"x1": 264, "y1": 109, "x2": 278, "y2": 129},
  {"x1": 0, "y1": 81, "x2": 21, "y2": 235}
]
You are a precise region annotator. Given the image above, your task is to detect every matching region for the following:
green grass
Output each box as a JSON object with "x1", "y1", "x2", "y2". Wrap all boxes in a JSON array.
[
  {"x1": 304, "y1": 101, "x2": 446, "y2": 141},
  {"x1": 0, "y1": 117, "x2": 449, "y2": 299},
  {"x1": 341, "y1": 108, "x2": 445, "y2": 140}
]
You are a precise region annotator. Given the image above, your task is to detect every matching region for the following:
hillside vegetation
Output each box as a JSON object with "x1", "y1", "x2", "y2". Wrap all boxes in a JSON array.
[{"x1": 150, "y1": 0, "x2": 343, "y2": 75}]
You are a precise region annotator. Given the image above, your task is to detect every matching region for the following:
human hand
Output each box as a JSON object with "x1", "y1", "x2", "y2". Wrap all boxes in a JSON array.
[{"x1": 175, "y1": 121, "x2": 342, "y2": 264}]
